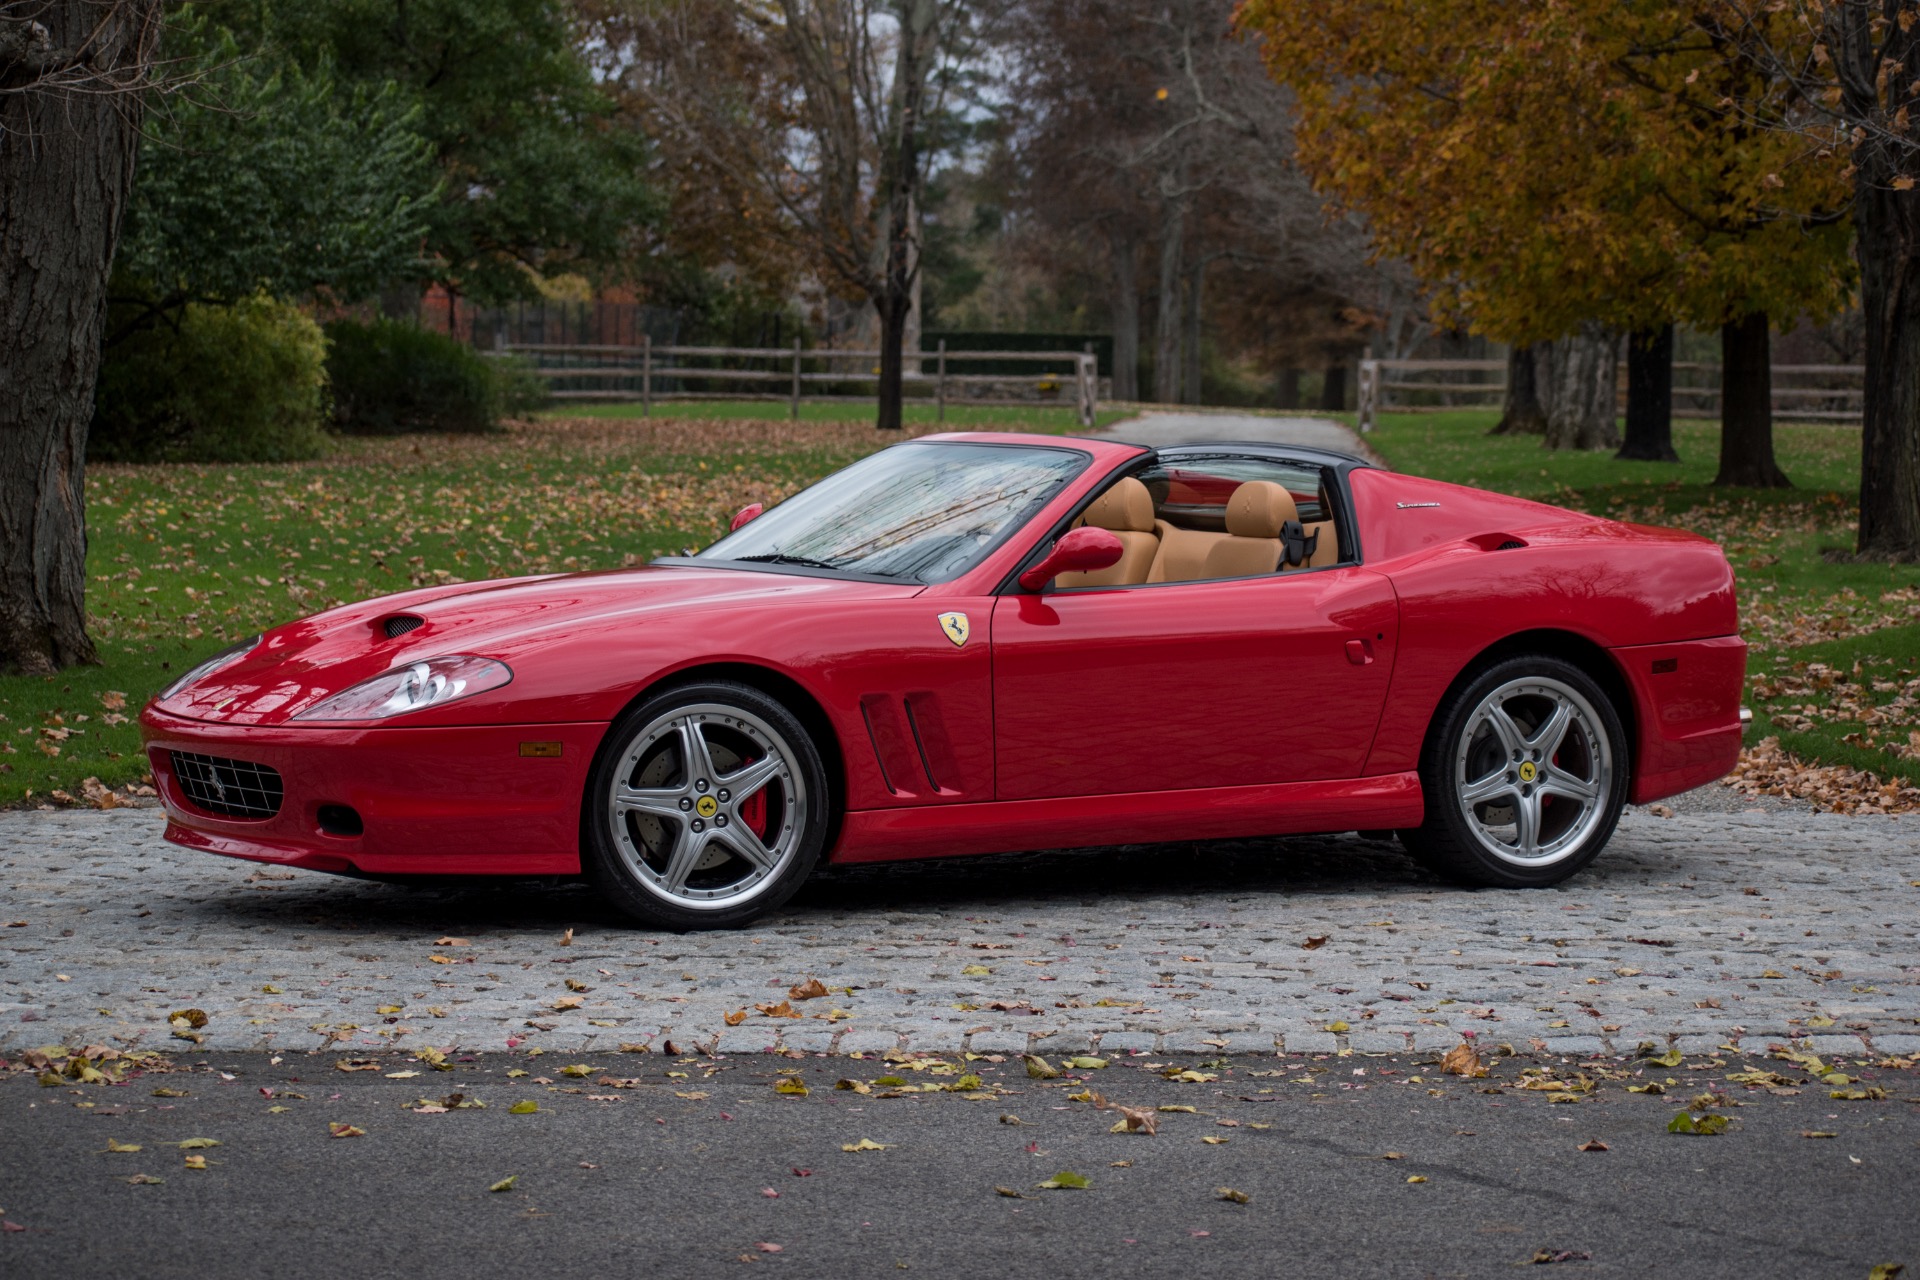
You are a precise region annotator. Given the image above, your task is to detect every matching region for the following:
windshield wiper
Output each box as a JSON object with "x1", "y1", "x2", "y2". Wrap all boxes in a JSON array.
[{"x1": 733, "y1": 553, "x2": 844, "y2": 571}]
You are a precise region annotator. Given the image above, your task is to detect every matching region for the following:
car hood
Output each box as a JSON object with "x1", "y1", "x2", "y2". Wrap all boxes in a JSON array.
[{"x1": 153, "y1": 563, "x2": 917, "y2": 726}]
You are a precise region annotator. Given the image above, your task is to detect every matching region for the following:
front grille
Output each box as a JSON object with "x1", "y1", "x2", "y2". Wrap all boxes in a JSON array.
[
  {"x1": 383, "y1": 614, "x2": 425, "y2": 639},
  {"x1": 170, "y1": 751, "x2": 284, "y2": 819}
]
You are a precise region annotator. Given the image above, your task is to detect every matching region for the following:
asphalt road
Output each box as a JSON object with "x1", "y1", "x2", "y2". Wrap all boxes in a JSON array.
[{"x1": 3, "y1": 1049, "x2": 1915, "y2": 1278}]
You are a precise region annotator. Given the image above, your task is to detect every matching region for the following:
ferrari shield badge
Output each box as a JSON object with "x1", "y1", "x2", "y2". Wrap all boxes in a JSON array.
[{"x1": 937, "y1": 611, "x2": 970, "y2": 647}]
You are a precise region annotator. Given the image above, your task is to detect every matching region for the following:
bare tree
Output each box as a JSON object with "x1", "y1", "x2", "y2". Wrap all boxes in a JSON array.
[
  {"x1": 607, "y1": 0, "x2": 993, "y2": 430},
  {"x1": 2, "y1": 0, "x2": 162, "y2": 673},
  {"x1": 1006, "y1": 0, "x2": 1420, "y2": 407}
]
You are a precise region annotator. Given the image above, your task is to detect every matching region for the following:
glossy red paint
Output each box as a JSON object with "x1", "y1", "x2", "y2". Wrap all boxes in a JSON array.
[
  {"x1": 729, "y1": 503, "x2": 764, "y2": 531},
  {"x1": 1017, "y1": 526, "x2": 1124, "y2": 590},
  {"x1": 140, "y1": 430, "x2": 1747, "y2": 886}
]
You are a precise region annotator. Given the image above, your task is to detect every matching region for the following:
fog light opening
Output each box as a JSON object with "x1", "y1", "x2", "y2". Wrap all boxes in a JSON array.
[{"x1": 317, "y1": 804, "x2": 364, "y2": 838}]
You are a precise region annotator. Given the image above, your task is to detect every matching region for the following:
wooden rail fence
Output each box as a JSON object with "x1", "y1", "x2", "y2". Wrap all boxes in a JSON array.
[
  {"x1": 1356, "y1": 357, "x2": 1865, "y2": 433},
  {"x1": 503, "y1": 338, "x2": 1101, "y2": 427}
]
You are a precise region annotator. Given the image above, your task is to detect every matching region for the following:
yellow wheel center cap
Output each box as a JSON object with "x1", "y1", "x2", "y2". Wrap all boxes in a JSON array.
[
  {"x1": 1517, "y1": 761, "x2": 1538, "y2": 784},
  {"x1": 695, "y1": 795, "x2": 719, "y2": 818}
]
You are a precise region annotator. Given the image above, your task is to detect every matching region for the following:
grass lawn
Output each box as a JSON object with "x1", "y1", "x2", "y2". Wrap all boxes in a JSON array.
[
  {"x1": 555, "y1": 398, "x2": 1133, "y2": 432},
  {"x1": 1366, "y1": 410, "x2": 1920, "y2": 803}
]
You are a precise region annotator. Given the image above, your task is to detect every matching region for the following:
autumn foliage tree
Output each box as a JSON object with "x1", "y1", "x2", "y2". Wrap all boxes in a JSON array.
[
  {"x1": 1237, "y1": 0, "x2": 1855, "y2": 476},
  {"x1": 1709, "y1": 0, "x2": 1920, "y2": 557}
]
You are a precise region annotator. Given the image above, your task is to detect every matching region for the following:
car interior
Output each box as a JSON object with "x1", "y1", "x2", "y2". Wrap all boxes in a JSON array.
[{"x1": 1056, "y1": 456, "x2": 1343, "y2": 589}]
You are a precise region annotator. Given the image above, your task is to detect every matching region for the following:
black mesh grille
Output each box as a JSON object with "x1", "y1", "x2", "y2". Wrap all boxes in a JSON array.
[
  {"x1": 383, "y1": 614, "x2": 425, "y2": 639},
  {"x1": 1496, "y1": 539, "x2": 1527, "y2": 550},
  {"x1": 170, "y1": 751, "x2": 284, "y2": 819}
]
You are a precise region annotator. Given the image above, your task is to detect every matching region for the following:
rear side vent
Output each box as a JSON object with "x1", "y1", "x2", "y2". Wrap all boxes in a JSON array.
[
  {"x1": 383, "y1": 614, "x2": 425, "y2": 640},
  {"x1": 1495, "y1": 539, "x2": 1527, "y2": 551}
]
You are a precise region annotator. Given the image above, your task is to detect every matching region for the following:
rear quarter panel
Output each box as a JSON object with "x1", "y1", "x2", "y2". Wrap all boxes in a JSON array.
[{"x1": 1351, "y1": 470, "x2": 1743, "y2": 794}]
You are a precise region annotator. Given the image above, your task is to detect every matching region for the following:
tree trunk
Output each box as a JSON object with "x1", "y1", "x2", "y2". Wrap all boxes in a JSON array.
[
  {"x1": 1542, "y1": 322, "x2": 1620, "y2": 451},
  {"x1": 1713, "y1": 311, "x2": 1789, "y2": 487},
  {"x1": 1110, "y1": 234, "x2": 1139, "y2": 402},
  {"x1": 1182, "y1": 253, "x2": 1205, "y2": 405},
  {"x1": 1852, "y1": 164, "x2": 1920, "y2": 555},
  {"x1": 1617, "y1": 323, "x2": 1678, "y2": 462},
  {"x1": 1153, "y1": 195, "x2": 1184, "y2": 405},
  {"x1": 1319, "y1": 361, "x2": 1348, "y2": 412},
  {"x1": 0, "y1": 2, "x2": 159, "y2": 674},
  {"x1": 1274, "y1": 368, "x2": 1300, "y2": 409},
  {"x1": 872, "y1": 0, "x2": 937, "y2": 431},
  {"x1": 1489, "y1": 343, "x2": 1547, "y2": 435}
]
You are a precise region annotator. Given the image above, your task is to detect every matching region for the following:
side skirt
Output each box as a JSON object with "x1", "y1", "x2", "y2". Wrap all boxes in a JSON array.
[{"x1": 828, "y1": 772, "x2": 1425, "y2": 864}]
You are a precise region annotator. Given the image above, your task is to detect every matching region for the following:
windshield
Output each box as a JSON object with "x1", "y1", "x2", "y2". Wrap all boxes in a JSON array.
[{"x1": 696, "y1": 441, "x2": 1087, "y2": 583}]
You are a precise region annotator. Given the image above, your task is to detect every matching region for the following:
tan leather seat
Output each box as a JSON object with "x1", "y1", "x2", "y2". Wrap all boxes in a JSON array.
[
  {"x1": 1302, "y1": 520, "x2": 1339, "y2": 566},
  {"x1": 1202, "y1": 481, "x2": 1296, "y2": 579},
  {"x1": 1057, "y1": 476, "x2": 1159, "y2": 588},
  {"x1": 1146, "y1": 480, "x2": 1297, "y2": 583}
]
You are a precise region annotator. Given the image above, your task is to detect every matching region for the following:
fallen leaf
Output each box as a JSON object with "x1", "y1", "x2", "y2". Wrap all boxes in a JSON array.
[
  {"x1": 509, "y1": 1101, "x2": 539, "y2": 1115},
  {"x1": 551, "y1": 997, "x2": 583, "y2": 1012},
  {"x1": 176, "y1": 1138, "x2": 220, "y2": 1150},
  {"x1": 489, "y1": 1176, "x2": 517, "y2": 1192},
  {"x1": 755, "y1": 1000, "x2": 800, "y2": 1019},
  {"x1": 559, "y1": 1064, "x2": 593, "y2": 1078},
  {"x1": 104, "y1": 1139, "x2": 142, "y2": 1153},
  {"x1": 756, "y1": 1243, "x2": 783, "y2": 1254},
  {"x1": 961, "y1": 965, "x2": 992, "y2": 976},
  {"x1": 1301, "y1": 935, "x2": 1329, "y2": 950},
  {"x1": 183, "y1": 1155, "x2": 208, "y2": 1171},
  {"x1": 328, "y1": 1123, "x2": 365, "y2": 1139},
  {"x1": 1023, "y1": 1055, "x2": 1060, "y2": 1080},
  {"x1": 789, "y1": 978, "x2": 829, "y2": 1000},
  {"x1": 1406, "y1": 1175, "x2": 1428, "y2": 1184},
  {"x1": 125, "y1": 1174, "x2": 164, "y2": 1185},
  {"x1": 1577, "y1": 1138, "x2": 1609, "y2": 1152},
  {"x1": 724, "y1": 1009, "x2": 748, "y2": 1026},
  {"x1": 151, "y1": 1087, "x2": 188, "y2": 1098},
  {"x1": 1035, "y1": 1170, "x2": 1089, "y2": 1190},
  {"x1": 841, "y1": 1138, "x2": 888, "y2": 1152},
  {"x1": 1201, "y1": 1135, "x2": 1230, "y2": 1145},
  {"x1": 559, "y1": 928, "x2": 574, "y2": 946},
  {"x1": 1216, "y1": 1187, "x2": 1250, "y2": 1204},
  {"x1": 774, "y1": 1078, "x2": 809, "y2": 1097},
  {"x1": 1327, "y1": 1020, "x2": 1350, "y2": 1033},
  {"x1": 1440, "y1": 1043, "x2": 1488, "y2": 1078},
  {"x1": 434, "y1": 937, "x2": 469, "y2": 947},
  {"x1": 1158, "y1": 1105, "x2": 1198, "y2": 1114},
  {"x1": 1801, "y1": 1130, "x2": 1838, "y2": 1139},
  {"x1": 1667, "y1": 1113, "x2": 1729, "y2": 1136},
  {"x1": 994, "y1": 1185, "x2": 1029, "y2": 1199},
  {"x1": 1066, "y1": 1056, "x2": 1108, "y2": 1070}
]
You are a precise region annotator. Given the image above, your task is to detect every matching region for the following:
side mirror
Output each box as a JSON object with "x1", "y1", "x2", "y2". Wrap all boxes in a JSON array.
[
  {"x1": 1019, "y1": 526, "x2": 1123, "y2": 590},
  {"x1": 730, "y1": 503, "x2": 765, "y2": 531}
]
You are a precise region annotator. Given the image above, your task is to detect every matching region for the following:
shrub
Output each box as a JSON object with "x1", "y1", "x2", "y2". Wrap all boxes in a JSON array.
[
  {"x1": 324, "y1": 317, "x2": 546, "y2": 434},
  {"x1": 90, "y1": 295, "x2": 331, "y2": 463}
]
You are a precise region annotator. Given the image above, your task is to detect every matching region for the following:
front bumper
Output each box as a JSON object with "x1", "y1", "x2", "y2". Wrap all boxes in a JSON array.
[{"x1": 141, "y1": 705, "x2": 603, "y2": 876}]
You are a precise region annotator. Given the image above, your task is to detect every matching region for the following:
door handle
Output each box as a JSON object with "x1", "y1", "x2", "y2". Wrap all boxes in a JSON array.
[{"x1": 1345, "y1": 639, "x2": 1374, "y2": 666}]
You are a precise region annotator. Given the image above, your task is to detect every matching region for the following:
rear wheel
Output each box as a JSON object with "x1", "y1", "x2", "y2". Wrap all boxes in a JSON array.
[
  {"x1": 1398, "y1": 656, "x2": 1627, "y2": 888},
  {"x1": 583, "y1": 681, "x2": 829, "y2": 930}
]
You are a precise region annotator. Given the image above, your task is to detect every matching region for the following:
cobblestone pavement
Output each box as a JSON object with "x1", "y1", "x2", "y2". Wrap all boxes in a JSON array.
[{"x1": 3, "y1": 806, "x2": 1918, "y2": 1059}]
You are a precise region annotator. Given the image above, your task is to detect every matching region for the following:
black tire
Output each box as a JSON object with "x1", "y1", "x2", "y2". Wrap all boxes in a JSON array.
[
  {"x1": 582, "y1": 680, "x2": 831, "y2": 930},
  {"x1": 1397, "y1": 655, "x2": 1628, "y2": 888}
]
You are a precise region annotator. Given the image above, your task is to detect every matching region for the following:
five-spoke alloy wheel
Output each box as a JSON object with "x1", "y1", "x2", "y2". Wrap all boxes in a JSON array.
[
  {"x1": 584, "y1": 681, "x2": 829, "y2": 929},
  {"x1": 1400, "y1": 655, "x2": 1628, "y2": 887}
]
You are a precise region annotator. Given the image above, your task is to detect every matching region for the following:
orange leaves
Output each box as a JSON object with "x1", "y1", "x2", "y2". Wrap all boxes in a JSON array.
[{"x1": 1440, "y1": 1042, "x2": 1489, "y2": 1078}]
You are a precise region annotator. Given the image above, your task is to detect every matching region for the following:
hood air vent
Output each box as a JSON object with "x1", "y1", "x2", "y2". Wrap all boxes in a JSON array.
[{"x1": 382, "y1": 614, "x2": 425, "y2": 640}]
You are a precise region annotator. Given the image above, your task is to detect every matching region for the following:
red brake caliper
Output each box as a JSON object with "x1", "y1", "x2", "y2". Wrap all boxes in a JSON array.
[{"x1": 739, "y1": 757, "x2": 768, "y2": 837}]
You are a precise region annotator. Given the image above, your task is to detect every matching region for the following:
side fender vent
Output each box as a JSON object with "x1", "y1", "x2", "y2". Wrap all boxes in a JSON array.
[
  {"x1": 1495, "y1": 539, "x2": 1527, "y2": 551},
  {"x1": 382, "y1": 614, "x2": 425, "y2": 639}
]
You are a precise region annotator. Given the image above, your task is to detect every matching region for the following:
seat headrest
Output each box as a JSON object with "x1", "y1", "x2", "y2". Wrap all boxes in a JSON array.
[
  {"x1": 1225, "y1": 481, "x2": 1299, "y2": 538},
  {"x1": 1081, "y1": 476, "x2": 1156, "y2": 533}
]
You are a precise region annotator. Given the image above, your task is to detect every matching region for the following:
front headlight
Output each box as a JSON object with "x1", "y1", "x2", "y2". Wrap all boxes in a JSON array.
[
  {"x1": 159, "y1": 634, "x2": 261, "y2": 701},
  {"x1": 292, "y1": 655, "x2": 512, "y2": 722}
]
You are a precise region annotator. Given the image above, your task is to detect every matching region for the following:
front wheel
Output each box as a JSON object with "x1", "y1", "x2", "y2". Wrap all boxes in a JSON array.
[
  {"x1": 1398, "y1": 656, "x2": 1628, "y2": 888},
  {"x1": 583, "y1": 681, "x2": 830, "y2": 930}
]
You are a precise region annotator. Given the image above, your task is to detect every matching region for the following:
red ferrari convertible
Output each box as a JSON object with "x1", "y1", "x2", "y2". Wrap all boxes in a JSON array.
[{"x1": 142, "y1": 433, "x2": 1746, "y2": 929}]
